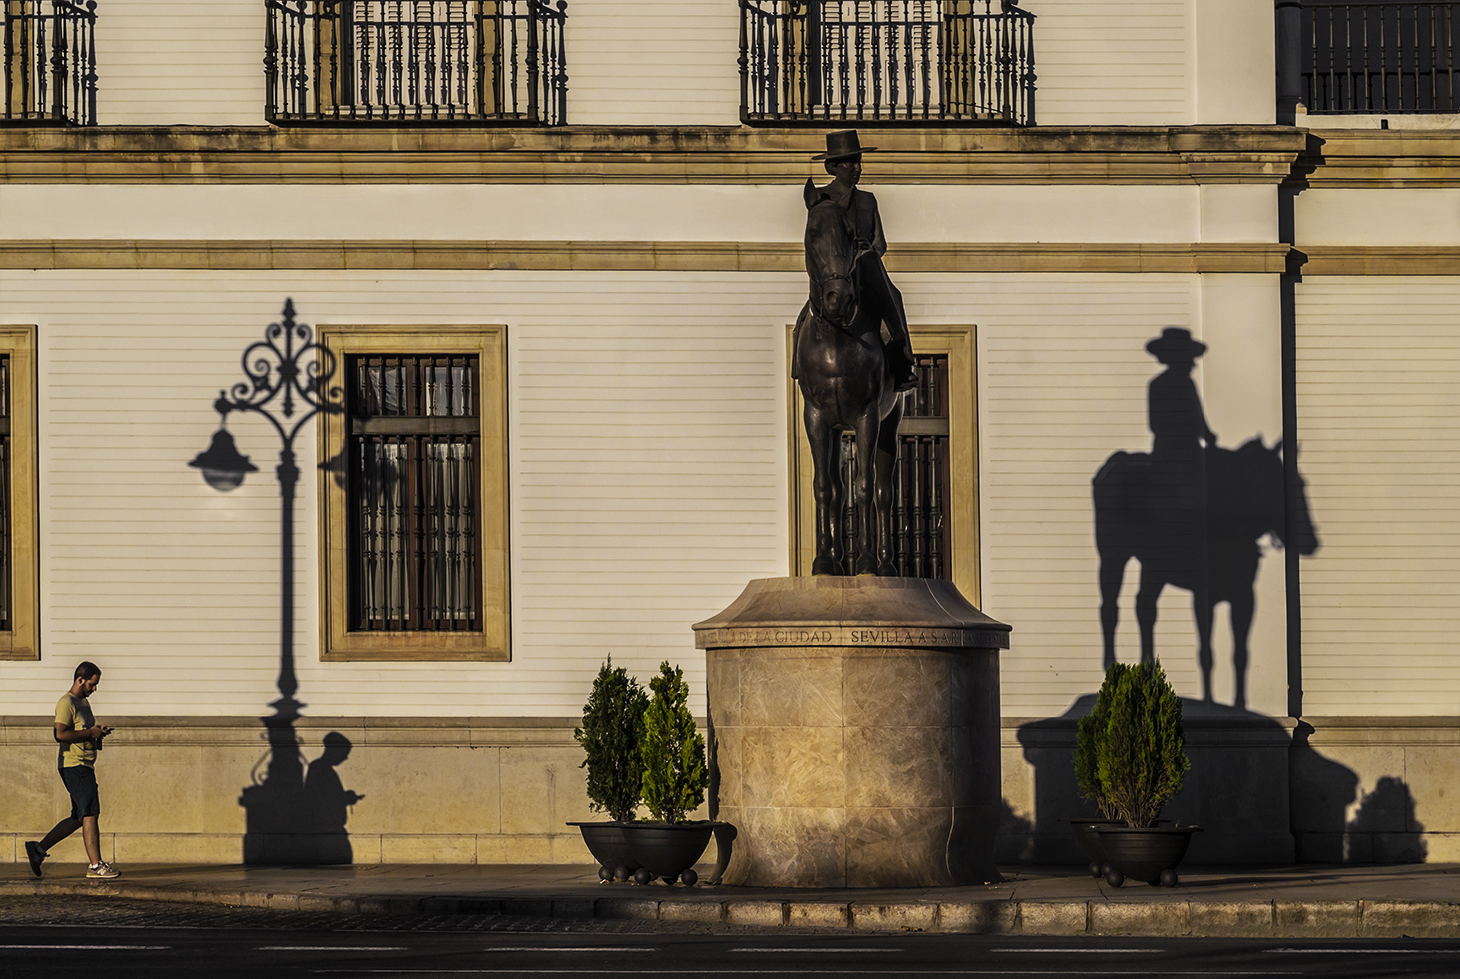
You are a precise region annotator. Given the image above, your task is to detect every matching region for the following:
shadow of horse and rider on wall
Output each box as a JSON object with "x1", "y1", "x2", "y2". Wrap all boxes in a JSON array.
[{"x1": 1012, "y1": 328, "x2": 1426, "y2": 865}]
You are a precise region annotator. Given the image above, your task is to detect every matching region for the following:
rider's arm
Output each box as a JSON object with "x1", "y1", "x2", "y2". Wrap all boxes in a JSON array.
[{"x1": 870, "y1": 199, "x2": 888, "y2": 257}]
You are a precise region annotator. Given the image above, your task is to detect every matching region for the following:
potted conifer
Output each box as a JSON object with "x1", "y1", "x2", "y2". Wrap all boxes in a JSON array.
[
  {"x1": 1066, "y1": 667, "x2": 1126, "y2": 878},
  {"x1": 569, "y1": 656, "x2": 648, "y2": 881},
  {"x1": 1078, "y1": 660, "x2": 1201, "y2": 887},
  {"x1": 619, "y1": 660, "x2": 714, "y2": 885}
]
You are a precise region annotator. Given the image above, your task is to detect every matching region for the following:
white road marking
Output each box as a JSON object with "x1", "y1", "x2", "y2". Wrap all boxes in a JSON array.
[
  {"x1": 482, "y1": 948, "x2": 658, "y2": 953},
  {"x1": 0, "y1": 945, "x2": 171, "y2": 950},
  {"x1": 730, "y1": 948, "x2": 902, "y2": 953},
  {"x1": 1267, "y1": 947, "x2": 1457, "y2": 954},
  {"x1": 989, "y1": 949, "x2": 1162, "y2": 954},
  {"x1": 258, "y1": 946, "x2": 409, "y2": 951},
  {"x1": 312, "y1": 969, "x2": 1299, "y2": 976}
]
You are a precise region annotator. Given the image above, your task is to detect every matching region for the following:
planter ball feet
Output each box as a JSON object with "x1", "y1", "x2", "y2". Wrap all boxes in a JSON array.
[
  {"x1": 633, "y1": 868, "x2": 653, "y2": 885},
  {"x1": 1105, "y1": 868, "x2": 1125, "y2": 887}
]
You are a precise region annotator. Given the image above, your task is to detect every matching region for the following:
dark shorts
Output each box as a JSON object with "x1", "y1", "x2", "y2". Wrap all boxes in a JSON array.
[{"x1": 60, "y1": 765, "x2": 100, "y2": 819}]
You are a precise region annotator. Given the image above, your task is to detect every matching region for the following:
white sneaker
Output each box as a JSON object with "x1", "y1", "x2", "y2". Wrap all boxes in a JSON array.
[{"x1": 86, "y1": 861, "x2": 119, "y2": 879}]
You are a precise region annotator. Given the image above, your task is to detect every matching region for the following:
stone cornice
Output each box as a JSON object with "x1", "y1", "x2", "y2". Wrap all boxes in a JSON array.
[
  {"x1": 0, "y1": 125, "x2": 1306, "y2": 185},
  {"x1": 0, "y1": 239, "x2": 1291, "y2": 273},
  {"x1": 1294, "y1": 130, "x2": 1460, "y2": 188}
]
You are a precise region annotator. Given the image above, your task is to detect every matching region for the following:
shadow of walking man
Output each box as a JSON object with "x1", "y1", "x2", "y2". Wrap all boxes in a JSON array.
[{"x1": 240, "y1": 728, "x2": 363, "y2": 864}]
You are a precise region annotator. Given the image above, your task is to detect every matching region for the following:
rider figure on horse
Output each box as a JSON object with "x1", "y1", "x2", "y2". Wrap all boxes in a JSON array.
[{"x1": 793, "y1": 130, "x2": 919, "y2": 393}]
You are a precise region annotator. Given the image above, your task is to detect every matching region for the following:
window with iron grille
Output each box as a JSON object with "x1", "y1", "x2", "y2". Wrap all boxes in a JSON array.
[
  {"x1": 2, "y1": 0, "x2": 97, "y2": 125},
  {"x1": 837, "y1": 353, "x2": 951, "y2": 578},
  {"x1": 739, "y1": 0, "x2": 1036, "y2": 124},
  {"x1": 348, "y1": 354, "x2": 483, "y2": 632},
  {"x1": 1300, "y1": 1, "x2": 1460, "y2": 113},
  {"x1": 265, "y1": 0, "x2": 568, "y2": 124}
]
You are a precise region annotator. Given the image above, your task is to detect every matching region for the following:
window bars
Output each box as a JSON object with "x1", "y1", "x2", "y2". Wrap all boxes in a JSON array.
[
  {"x1": 740, "y1": 0, "x2": 1035, "y2": 124},
  {"x1": 2, "y1": 0, "x2": 96, "y2": 125},
  {"x1": 266, "y1": 0, "x2": 568, "y2": 124},
  {"x1": 1302, "y1": 1, "x2": 1460, "y2": 113},
  {"x1": 349, "y1": 355, "x2": 482, "y2": 632},
  {"x1": 837, "y1": 354, "x2": 953, "y2": 579}
]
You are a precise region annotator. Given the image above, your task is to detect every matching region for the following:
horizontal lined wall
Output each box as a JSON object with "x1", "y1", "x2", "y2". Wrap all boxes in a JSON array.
[
  {"x1": 0, "y1": 269, "x2": 795, "y2": 719},
  {"x1": 95, "y1": 0, "x2": 265, "y2": 126},
  {"x1": 0, "y1": 267, "x2": 1297, "y2": 724},
  {"x1": 1032, "y1": 0, "x2": 1193, "y2": 126},
  {"x1": 75, "y1": 0, "x2": 1205, "y2": 127},
  {"x1": 1295, "y1": 278, "x2": 1460, "y2": 717}
]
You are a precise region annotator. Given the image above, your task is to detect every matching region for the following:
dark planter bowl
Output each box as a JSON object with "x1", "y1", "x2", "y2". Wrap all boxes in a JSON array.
[
  {"x1": 566, "y1": 821, "x2": 641, "y2": 877},
  {"x1": 1095, "y1": 825, "x2": 1203, "y2": 887},
  {"x1": 621, "y1": 821, "x2": 716, "y2": 884},
  {"x1": 1061, "y1": 818, "x2": 1127, "y2": 877}
]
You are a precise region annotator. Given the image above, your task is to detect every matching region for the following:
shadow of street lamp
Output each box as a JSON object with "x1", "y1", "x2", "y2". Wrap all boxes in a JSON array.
[{"x1": 189, "y1": 298, "x2": 342, "y2": 863}]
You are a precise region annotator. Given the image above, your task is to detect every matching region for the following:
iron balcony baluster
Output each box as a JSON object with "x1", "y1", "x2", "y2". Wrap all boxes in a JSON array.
[{"x1": 262, "y1": 0, "x2": 566, "y2": 124}]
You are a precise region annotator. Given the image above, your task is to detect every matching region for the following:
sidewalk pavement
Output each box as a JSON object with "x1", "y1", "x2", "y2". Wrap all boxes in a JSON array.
[{"x1": 5, "y1": 862, "x2": 1460, "y2": 937}]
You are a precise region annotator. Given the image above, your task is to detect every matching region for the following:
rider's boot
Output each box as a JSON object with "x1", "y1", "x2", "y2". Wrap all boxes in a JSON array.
[{"x1": 887, "y1": 339, "x2": 918, "y2": 393}]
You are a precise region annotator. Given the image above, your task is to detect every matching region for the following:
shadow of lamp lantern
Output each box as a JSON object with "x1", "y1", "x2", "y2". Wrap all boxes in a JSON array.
[
  {"x1": 190, "y1": 299, "x2": 343, "y2": 863},
  {"x1": 189, "y1": 425, "x2": 258, "y2": 491}
]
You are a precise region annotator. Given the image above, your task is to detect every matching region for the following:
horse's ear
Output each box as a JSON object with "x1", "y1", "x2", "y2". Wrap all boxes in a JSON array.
[{"x1": 804, "y1": 177, "x2": 817, "y2": 211}]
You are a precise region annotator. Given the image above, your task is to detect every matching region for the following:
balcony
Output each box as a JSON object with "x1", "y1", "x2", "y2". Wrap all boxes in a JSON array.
[
  {"x1": 1300, "y1": 0, "x2": 1459, "y2": 113},
  {"x1": 2, "y1": 0, "x2": 97, "y2": 125},
  {"x1": 265, "y1": 0, "x2": 568, "y2": 125},
  {"x1": 739, "y1": 0, "x2": 1035, "y2": 125}
]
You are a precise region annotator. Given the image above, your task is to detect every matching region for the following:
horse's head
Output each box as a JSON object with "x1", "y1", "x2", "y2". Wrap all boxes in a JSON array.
[
  {"x1": 1276, "y1": 438, "x2": 1320, "y2": 556},
  {"x1": 804, "y1": 193, "x2": 858, "y2": 328},
  {"x1": 1232, "y1": 437, "x2": 1319, "y2": 555}
]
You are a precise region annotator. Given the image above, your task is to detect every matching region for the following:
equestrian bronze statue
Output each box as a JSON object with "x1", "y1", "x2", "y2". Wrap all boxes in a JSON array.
[{"x1": 793, "y1": 130, "x2": 917, "y2": 576}]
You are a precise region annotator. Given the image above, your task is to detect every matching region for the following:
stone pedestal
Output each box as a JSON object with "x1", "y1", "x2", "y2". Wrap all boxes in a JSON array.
[{"x1": 693, "y1": 576, "x2": 1011, "y2": 888}]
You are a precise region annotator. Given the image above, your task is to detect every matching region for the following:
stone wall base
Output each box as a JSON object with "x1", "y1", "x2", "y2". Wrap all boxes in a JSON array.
[{"x1": 4, "y1": 712, "x2": 1455, "y2": 866}]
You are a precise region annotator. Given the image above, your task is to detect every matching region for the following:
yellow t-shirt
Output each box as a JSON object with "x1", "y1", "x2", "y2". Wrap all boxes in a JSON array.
[{"x1": 55, "y1": 693, "x2": 96, "y2": 768}]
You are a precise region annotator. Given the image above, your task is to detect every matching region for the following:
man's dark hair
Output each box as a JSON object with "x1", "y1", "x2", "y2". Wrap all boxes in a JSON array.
[{"x1": 74, "y1": 661, "x2": 100, "y2": 681}]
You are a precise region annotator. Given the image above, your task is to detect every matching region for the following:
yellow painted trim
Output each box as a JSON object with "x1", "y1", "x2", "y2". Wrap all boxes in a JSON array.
[
  {"x1": 0, "y1": 125, "x2": 1305, "y2": 185},
  {"x1": 0, "y1": 326, "x2": 38, "y2": 661},
  {"x1": 317, "y1": 325, "x2": 510, "y2": 663},
  {"x1": 0, "y1": 240, "x2": 1289, "y2": 274},
  {"x1": 789, "y1": 324, "x2": 979, "y2": 605}
]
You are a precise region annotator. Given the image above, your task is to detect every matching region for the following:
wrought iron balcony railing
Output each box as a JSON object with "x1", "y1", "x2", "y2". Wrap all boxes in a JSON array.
[
  {"x1": 265, "y1": 0, "x2": 568, "y2": 124},
  {"x1": 1301, "y1": 0, "x2": 1460, "y2": 113},
  {"x1": 2, "y1": 0, "x2": 96, "y2": 125},
  {"x1": 740, "y1": 0, "x2": 1035, "y2": 125}
]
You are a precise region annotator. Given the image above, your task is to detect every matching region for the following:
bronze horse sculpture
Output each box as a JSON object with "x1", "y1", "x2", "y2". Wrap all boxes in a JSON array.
[
  {"x1": 795, "y1": 190, "x2": 904, "y2": 576},
  {"x1": 1093, "y1": 437, "x2": 1318, "y2": 709}
]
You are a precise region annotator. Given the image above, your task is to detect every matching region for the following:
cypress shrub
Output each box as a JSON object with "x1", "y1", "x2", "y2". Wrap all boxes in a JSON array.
[
  {"x1": 1074, "y1": 663, "x2": 1123, "y2": 819},
  {"x1": 574, "y1": 656, "x2": 649, "y2": 822},
  {"x1": 1081, "y1": 660, "x2": 1189, "y2": 828},
  {"x1": 639, "y1": 661, "x2": 708, "y2": 824}
]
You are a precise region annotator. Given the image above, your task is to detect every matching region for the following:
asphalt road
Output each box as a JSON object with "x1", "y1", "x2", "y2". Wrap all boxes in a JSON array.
[
  {"x1": 4, "y1": 898, "x2": 1460, "y2": 979},
  {"x1": 7, "y1": 929, "x2": 1460, "y2": 979}
]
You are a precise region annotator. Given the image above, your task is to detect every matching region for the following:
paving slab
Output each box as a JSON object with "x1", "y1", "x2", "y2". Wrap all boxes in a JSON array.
[{"x1": 3, "y1": 862, "x2": 1460, "y2": 936}]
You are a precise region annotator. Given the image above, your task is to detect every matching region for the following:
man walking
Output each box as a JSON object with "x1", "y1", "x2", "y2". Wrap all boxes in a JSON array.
[{"x1": 24, "y1": 661, "x2": 119, "y2": 879}]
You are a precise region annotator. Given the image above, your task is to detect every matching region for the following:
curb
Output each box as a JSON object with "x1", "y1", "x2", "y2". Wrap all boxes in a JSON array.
[{"x1": 6, "y1": 881, "x2": 1460, "y2": 936}]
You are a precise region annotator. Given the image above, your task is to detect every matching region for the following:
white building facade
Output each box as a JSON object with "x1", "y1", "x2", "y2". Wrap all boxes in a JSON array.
[{"x1": 0, "y1": 0, "x2": 1455, "y2": 865}]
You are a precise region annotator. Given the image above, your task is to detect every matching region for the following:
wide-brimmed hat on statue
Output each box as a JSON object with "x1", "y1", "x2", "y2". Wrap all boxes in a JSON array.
[
  {"x1": 813, "y1": 130, "x2": 877, "y2": 162},
  {"x1": 1146, "y1": 327, "x2": 1207, "y2": 363}
]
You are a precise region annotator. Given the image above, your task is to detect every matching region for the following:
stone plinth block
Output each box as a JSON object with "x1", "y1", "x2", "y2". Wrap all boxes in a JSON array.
[{"x1": 694, "y1": 576, "x2": 1011, "y2": 887}]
